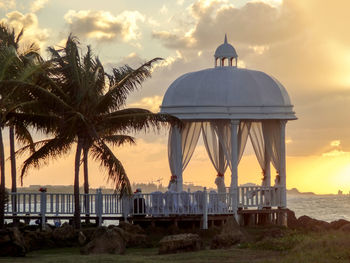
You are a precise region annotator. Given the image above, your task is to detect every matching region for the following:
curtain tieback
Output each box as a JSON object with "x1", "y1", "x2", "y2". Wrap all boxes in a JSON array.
[
  {"x1": 217, "y1": 173, "x2": 224, "y2": 178},
  {"x1": 170, "y1": 175, "x2": 177, "y2": 183}
]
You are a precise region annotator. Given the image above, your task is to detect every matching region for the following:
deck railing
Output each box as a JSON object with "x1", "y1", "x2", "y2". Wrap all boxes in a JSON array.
[
  {"x1": 5, "y1": 186, "x2": 283, "y2": 228},
  {"x1": 238, "y1": 186, "x2": 282, "y2": 208}
]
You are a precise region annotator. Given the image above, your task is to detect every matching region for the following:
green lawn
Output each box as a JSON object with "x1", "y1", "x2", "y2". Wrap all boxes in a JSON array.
[
  {"x1": 1, "y1": 230, "x2": 350, "y2": 263},
  {"x1": 0, "y1": 247, "x2": 283, "y2": 263}
]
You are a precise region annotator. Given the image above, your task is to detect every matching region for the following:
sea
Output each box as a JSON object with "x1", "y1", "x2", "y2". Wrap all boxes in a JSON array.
[{"x1": 287, "y1": 194, "x2": 350, "y2": 222}]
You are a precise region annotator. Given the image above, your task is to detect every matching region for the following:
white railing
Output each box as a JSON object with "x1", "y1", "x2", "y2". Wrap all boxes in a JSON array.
[
  {"x1": 129, "y1": 190, "x2": 233, "y2": 216},
  {"x1": 238, "y1": 186, "x2": 282, "y2": 208},
  {"x1": 4, "y1": 186, "x2": 283, "y2": 228}
]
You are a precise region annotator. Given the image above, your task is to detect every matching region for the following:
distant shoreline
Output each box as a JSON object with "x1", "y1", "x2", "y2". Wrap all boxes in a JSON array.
[{"x1": 9, "y1": 184, "x2": 346, "y2": 196}]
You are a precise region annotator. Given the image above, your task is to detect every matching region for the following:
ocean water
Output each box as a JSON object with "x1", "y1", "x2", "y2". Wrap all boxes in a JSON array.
[{"x1": 287, "y1": 194, "x2": 350, "y2": 222}]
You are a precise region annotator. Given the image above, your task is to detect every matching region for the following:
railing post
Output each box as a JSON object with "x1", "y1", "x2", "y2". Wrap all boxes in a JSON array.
[
  {"x1": 95, "y1": 189, "x2": 102, "y2": 226},
  {"x1": 202, "y1": 187, "x2": 208, "y2": 229},
  {"x1": 40, "y1": 192, "x2": 46, "y2": 230},
  {"x1": 122, "y1": 195, "x2": 130, "y2": 221}
]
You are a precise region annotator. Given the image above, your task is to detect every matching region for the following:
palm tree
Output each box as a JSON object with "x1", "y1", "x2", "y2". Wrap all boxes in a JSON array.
[
  {"x1": 18, "y1": 35, "x2": 179, "y2": 229},
  {"x1": 0, "y1": 24, "x2": 40, "y2": 226},
  {"x1": 0, "y1": 26, "x2": 42, "y2": 228}
]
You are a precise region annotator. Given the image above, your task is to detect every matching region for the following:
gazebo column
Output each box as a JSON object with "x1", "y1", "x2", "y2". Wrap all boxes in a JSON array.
[
  {"x1": 279, "y1": 120, "x2": 287, "y2": 208},
  {"x1": 230, "y1": 120, "x2": 239, "y2": 217},
  {"x1": 264, "y1": 151, "x2": 271, "y2": 187},
  {"x1": 174, "y1": 127, "x2": 183, "y2": 192}
]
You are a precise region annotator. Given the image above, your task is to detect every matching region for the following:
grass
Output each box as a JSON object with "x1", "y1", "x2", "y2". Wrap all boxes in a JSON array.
[
  {"x1": 2, "y1": 229, "x2": 350, "y2": 263},
  {"x1": 0, "y1": 247, "x2": 283, "y2": 263}
]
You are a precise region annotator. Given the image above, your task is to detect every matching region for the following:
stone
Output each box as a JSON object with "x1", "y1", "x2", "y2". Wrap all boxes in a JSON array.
[
  {"x1": 23, "y1": 230, "x2": 55, "y2": 251},
  {"x1": 158, "y1": 233, "x2": 203, "y2": 254},
  {"x1": 81, "y1": 227, "x2": 126, "y2": 255},
  {"x1": 0, "y1": 228, "x2": 26, "y2": 257},
  {"x1": 340, "y1": 223, "x2": 350, "y2": 232},
  {"x1": 118, "y1": 221, "x2": 145, "y2": 235},
  {"x1": 286, "y1": 209, "x2": 298, "y2": 229},
  {"x1": 210, "y1": 217, "x2": 246, "y2": 249},
  {"x1": 78, "y1": 231, "x2": 87, "y2": 246},
  {"x1": 52, "y1": 223, "x2": 78, "y2": 246},
  {"x1": 296, "y1": 215, "x2": 331, "y2": 231},
  {"x1": 330, "y1": 219, "x2": 350, "y2": 230}
]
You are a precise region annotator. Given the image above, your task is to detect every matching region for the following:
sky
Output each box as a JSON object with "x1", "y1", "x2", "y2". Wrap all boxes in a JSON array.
[{"x1": 1, "y1": 0, "x2": 350, "y2": 194}]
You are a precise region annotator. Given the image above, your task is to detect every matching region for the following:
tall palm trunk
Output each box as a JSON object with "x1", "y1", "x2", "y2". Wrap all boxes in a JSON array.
[
  {"x1": 9, "y1": 126, "x2": 17, "y2": 218},
  {"x1": 74, "y1": 139, "x2": 83, "y2": 229},
  {"x1": 83, "y1": 146, "x2": 89, "y2": 224},
  {"x1": 0, "y1": 128, "x2": 5, "y2": 229}
]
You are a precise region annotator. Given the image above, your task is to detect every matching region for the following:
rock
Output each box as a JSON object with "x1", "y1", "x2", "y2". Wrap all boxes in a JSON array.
[
  {"x1": 0, "y1": 228, "x2": 26, "y2": 257},
  {"x1": 296, "y1": 216, "x2": 331, "y2": 231},
  {"x1": 210, "y1": 217, "x2": 246, "y2": 249},
  {"x1": 52, "y1": 223, "x2": 78, "y2": 246},
  {"x1": 340, "y1": 223, "x2": 350, "y2": 232},
  {"x1": 81, "y1": 227, "x2": 126, "y2": 255},
  {"x1": 118, "y1": 221, "x2": 145, "y2": 235},
  {"x1": 110, "y1": 223, "x2": 147, "y2": 248},
  {"x1": 23, "y1": 230, "x2": 55, "y2": 251},
  {"x1": 330, "y1": 219, "x2": 350, "y2": 230},
  {"x1": 81, "y1": 227, "x2": 96, "y2": 243},
  {"x1": 158, "y1": 233, "x2": 203, "y2": 254},
  {"x1": 78, "y1": 231, "x2": 87, "y2": 246},
  {"x1": 286, "y1": 209, "x2": 298, "y2": 229}
]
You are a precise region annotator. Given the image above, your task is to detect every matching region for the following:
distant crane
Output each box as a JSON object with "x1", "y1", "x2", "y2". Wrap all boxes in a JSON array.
[{"x1": 150, "y1": 177, "x2": 163, "y2": 186}]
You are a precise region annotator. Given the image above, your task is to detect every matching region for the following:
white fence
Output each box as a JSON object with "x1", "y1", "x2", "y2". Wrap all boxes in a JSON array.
[
  {"x1": 5, "y1": 186, "x2": 283, "y2": 228},
  {"x1": 238, "y1": 186, "x2": 282, "y2": 208}
]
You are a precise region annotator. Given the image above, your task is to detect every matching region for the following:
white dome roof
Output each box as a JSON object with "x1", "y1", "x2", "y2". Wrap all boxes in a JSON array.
[
  {"x1": 215, "y1": 35, "x2": 238, "y2": 59},
  {"x1": 160, "y1": 67, "x2": 296, "y2": 120}
]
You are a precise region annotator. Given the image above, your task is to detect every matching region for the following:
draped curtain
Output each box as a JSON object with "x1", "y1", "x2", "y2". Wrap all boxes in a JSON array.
[
  {"x1": 202, "y1": 120, "x2": 250, "y2": 172},
  {"x1": 201, "y1": 121, "x2": 228, "y2": 176},
  {"x1": 201, "y1": 121, "x2": 228, "y2": 194},
  {"x1": 249, "y1": 122, "x2": 268, "y2": 185},
  {"x1": 222, "y1": 121, "x2": 251, "y2": 171},
  {"x1": 168, "y1": 122, "x2": 202, "y2": 190},
  {"x1": 262, "y1": 120, "x2": 282, "y2": 185}
]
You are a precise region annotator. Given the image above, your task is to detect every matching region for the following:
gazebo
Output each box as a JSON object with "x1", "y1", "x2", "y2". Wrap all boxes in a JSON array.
[{"x1": 160, "y1": 35, "x2": 296, "y2": 216}]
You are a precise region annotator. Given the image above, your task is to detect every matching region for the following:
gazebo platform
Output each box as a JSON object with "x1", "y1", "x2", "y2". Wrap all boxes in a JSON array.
[{"x1": 5, "y1": 190, "x2": 287, "y2": 229}]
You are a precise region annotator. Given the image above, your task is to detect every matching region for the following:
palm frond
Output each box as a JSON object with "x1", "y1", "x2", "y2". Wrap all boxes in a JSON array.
[
  {"x1": 96, "y1": 58, "x2": 163, "y2": 113},
  {"x1": 102, "y1": 135, "x2": 135, "y2": 147},
  {"x1": 20, "y1": 136, "x2": 74, "y2": 184},
  {"x1": 90, "y1": 141, "x2": 131, "y2": 195}
]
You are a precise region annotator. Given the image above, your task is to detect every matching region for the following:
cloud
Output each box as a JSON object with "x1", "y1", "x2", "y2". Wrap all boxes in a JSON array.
[
  {"x1": 331, "y1": 140, "x2": 341, "y2": 147},
  {"x1": 129, "y1": 96, "x2": 163, "y2": 112},
  {"x1": 148, "y1": 0, "x2": 350, "y2": 157},
  {"x1": 64, "y1": 10, "x2": 145, "y2": 42},
  {"x1": 322, "y1": 150, "x2": 349, "y2": 158},
  {"x1": 160, "y1": 5, "x2": 168, "y2": 15},
  {"x1": 30, "y1": 0, "x2": 49, "y2": 13},
  {"x1": 0, "y1": 0, "x2": 15, "y2": 10},
  {"x1": 0, "y1": 11, "x2": 49, "y2": 50}
]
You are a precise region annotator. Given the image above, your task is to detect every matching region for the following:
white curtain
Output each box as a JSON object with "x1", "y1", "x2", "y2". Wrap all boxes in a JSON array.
[
  {"x1": 182, "y1": 122, "x2": 202, "y2": 170},
  {"x1": 262, "y1": 120, "x2": 281, "y2": 185},
  {"x1": 168, "y1": 122, "x2": 201, "y2": 190},
  {"x1": 201, "y1": 121, "x2": 228, "y2": 176},
  {"x1": 202, "y1": 121, "x2": 228, "y2": 194},
  {"x1": 209, "y1": 120, "x2": 250, "y2": 171},
  {"x1": 249, "y1": 122, "x2": 268, "y2": 185}
]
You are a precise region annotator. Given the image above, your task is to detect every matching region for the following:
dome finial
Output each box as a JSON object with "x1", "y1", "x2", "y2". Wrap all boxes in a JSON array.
[{"x1": 214, "y1": 34, "x2": 238, "y2": 68}]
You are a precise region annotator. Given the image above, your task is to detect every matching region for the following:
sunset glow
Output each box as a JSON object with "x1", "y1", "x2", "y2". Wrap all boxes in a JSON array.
[{"x1": 0, "y1": 0, "x2": 350, "y2": 195}]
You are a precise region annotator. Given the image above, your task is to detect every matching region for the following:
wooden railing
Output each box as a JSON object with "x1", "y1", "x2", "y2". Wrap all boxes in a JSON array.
[
  {"x1": 5, "y1": 186, "x2": 283, "y2": 228},
  {"x1": 238, "y1": 186, "x2": 282, "y2": 208}
]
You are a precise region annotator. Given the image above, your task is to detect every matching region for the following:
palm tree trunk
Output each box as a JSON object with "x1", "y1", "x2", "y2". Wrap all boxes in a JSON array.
[
  {"x1": 74, "y1": 139, "x2": 83, "y2": 229},
  {"x1": 83, "y1": 146, "x2": 90, "y2": 224},
  {"x1": 9, "y1": 126, "x2": 17, "y2": 219},
  {"x1": 0, "y1": 128, "x2": 5, "y2": 229}
]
